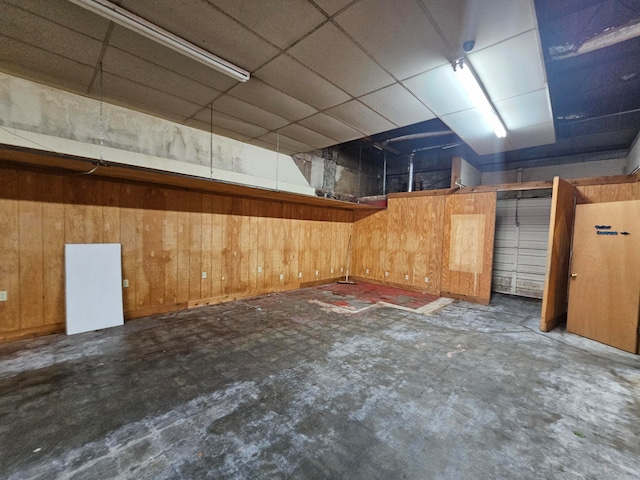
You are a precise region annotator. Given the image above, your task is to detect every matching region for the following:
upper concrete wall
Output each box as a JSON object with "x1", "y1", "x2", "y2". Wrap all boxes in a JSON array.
[
  {"x1": 0, "y1": 73, "x2": 313, "y2": 195},
  {"x1": 482, "y1": 156, "x2": 628, "y2": 185},
  {"x1": 626, "y1": 131, "x2": 640, "y2": 174}
]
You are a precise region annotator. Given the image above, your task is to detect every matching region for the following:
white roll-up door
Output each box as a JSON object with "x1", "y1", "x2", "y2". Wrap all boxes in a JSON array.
[{"x1": 493, "y1": 197, "x2": 552, "y2": 299}]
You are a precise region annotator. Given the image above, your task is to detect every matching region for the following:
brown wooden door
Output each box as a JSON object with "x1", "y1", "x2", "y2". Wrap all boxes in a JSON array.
[{"x1": 567, "y1": 200, "x2": 640, "y2": 353}]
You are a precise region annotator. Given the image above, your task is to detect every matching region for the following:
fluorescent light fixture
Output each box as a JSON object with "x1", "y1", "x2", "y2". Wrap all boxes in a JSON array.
[
  {"x1": 68, "y1": 0, "x2": 250, "y2": 82},
  {"x1": 453, "y1": 58, "x2": 506, "y2": 138}
]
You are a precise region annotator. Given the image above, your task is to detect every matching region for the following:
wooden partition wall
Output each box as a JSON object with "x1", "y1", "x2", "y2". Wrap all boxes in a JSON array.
[
  {"x1": 352, "y1": 191, "x2": 496, "y2": 304},
  {"x1": 540, "y1": 178, "x2": 576, "y2": 332},
  {"x1": 0, "y1": 168, "x2": 352, "y2": 342}
]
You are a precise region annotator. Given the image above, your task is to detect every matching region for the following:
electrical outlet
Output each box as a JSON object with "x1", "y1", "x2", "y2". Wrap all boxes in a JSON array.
[
  {"x1": 404, "y1": 274, "x2": 409, "y2": 280},
  {"x1": 279, "y1": 274, "x2": 284, "y2": 280},
  {"x1": 366, "y1": 268, "x2": 370, "y2": 274},
  {"x1": 330, "y1": 268, "x2": 334, "y2": 274},
  {"x1": 425, "y1": 277, "x2": 429, "y2": 283},
  {"x1": 315, "y1": 270, "x2": 319, "y2": 276},
  {"x1": 298, "y1": 272, "x2": 303, "y2": 278},
  {"x1": 341, "y1": 267, "x2": 344, "y2": 273},
  {"x1": 221, "y1": 276, "x2": 225, "y2": 281},
  {"x1": 258, "y1": 266, "x2": 262, "y2": 273},
  {"x1": 385, "y1": 271, "x2": 389, "y2": 277},
  {"x1": 122, "y1": 279, "x2": 129, "y2": 288},
  {"x1": 201, "y1": 272, "x2": 207, "y2": 279},
  {"x1": 0, "y1": 291, "x2": 7, "y2": 301}
]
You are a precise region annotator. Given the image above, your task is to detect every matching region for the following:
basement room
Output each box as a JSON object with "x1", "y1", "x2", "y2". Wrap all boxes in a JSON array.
[{"x1": 1, "y1": 0, "x2": 639, "y2": 478}]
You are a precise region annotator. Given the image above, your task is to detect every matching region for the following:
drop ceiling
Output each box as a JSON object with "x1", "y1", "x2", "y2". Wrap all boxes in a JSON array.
[{"x1": 0, "y1": 0, "x2": 555, "y2": 158}]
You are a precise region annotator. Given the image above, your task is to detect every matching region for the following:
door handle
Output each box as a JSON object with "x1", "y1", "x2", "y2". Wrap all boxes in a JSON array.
[{"x1": 570, "y1": 273, "x2": 577, "y2": 278}]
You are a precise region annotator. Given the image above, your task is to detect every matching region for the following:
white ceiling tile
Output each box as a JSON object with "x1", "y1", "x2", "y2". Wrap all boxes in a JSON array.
[
  {"x1": 228, "y1": 78, "x2": 317, "y2": 122},
  {"x1": 192, "y1": 107, "x2": 269, "y2": 138},
  {"x1": 185, "y1": 118, "x2": 251, "y2": 143},
  {"x1": 469, "y1": 30, "x2": 546, "y2": 102},
  {"x1": 0, "y1": 35, "x2": 95, "y2": 90},
  {"x1": 257, "y1": 132, "x2": 315, "y2": 153},
  {"x1": 425, "y1": 0, "x2": 535, "y2": 55},
  {"x1": 288, "y1": 22, "x2": 394, "y2": 96},
  {"x1": 247, "y1": 138, "x2": 296, "y2": 156},
  {"x1": 298, "y1": 113, "x2": 363, "y2": 143},
  {"x1": 507, "y1": 122, "x2": 556, "y2": 150},
  {"x1": 326, "y1": 100, "x2": 396, "y2": 134},
  {"x1": 402, "y1": 63, "x2": 474, "y2": 116},
  {"x1": 102, "y1": 48, "x2": 222, "y2": 106},
  {"x1": 313, "y1": 0, "x2": 353, "y2": 16},
  {"x1": 441, "y1": 108, "x2": 493, "y2": 139},
  {"x1": 212, "y1": 0, "x2": 327, "y2": 49},
  {"x1": 360, "y1": 84, "x2": 436, "y2": 127},
  {"x1": 465, "y1": 135, "x2": 514, "y2": 156},
  {"x1": 440, "y1": 107, "x2": 513, "y2": 154},
  {"x1": 119, "y1": 0, "x2": 279, "y2": 71},
  {"x1": 278, "y1": 123, "x2": 338, "y2": 148},
  {"x1": 335, "y1": 0, "x2": 453, "y2": 80},
  {"x1": 109, "y1": 27, "x2": 237, "y2": 92},
  {"x1": 495, "y1": 89, "x2": 553, "y2": 131},
  {"x1": 211, "y1": 95, "x2": 289, "y2": 131},
  {"x1": 101, "y1": 73, "x2": 201, "y2": 120},
  {"x1": 3, "y1": 0, "x2": 112, "y2": 40},
  {"x1": 1, "y1": 3, "x2": 104, "y2": 66},
  {"x1": 255, "y1": 55, "x2": 350, "y2": 110}
]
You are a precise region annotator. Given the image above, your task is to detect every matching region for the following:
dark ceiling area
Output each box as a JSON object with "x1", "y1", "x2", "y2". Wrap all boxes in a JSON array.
[{"x1": 338, "y1": 0, "x2": 640, "y2": 172}]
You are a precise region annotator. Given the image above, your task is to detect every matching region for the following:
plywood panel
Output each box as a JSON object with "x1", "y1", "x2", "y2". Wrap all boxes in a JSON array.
[
  {"x1": 577, "y1": 181, "x2": 639, "y2": 204},
  {"x1": 201, "y1": 194, "x2": 213, "y2": 298},
  {"x1": 163, "y1": 189, "x2": 178, "y2": 306},
  {"x1": 42, "y1": 175, "x2": 65, "y2": 328},
  {"x1": 0, "y1": 169, "x2": 21, "y2": 333},
  {"x1": 269, "y1": 203, "x2": 284, "y2": 288},
  {"x1": 119, "y1": 184, "x2": 138, "y2": 312},
  {"x1": 541, "y1": 178, "x2": 576, "y2": 331},
  {"x1": 188, "y1": 192, "x2": 203, "y2": 300},
  {"x1": 176, "y1": 190, "x2": 191, "y2": 303},
  {"x1": 18, "y1": 172, "x2": 44, "y2": 329},
  {"x1": 449, "y1": 214, "x2": 485, "y2": 273},
  {"x1": 282, "y1": 203, "x2": 299, "y2": 286},
  {"x1": 441, "y1": 192, "x2": 496, "y2": 304}
]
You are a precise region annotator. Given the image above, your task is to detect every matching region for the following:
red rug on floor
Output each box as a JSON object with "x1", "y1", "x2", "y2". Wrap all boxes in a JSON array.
[{"x1": 317, "y1": 282, "x2": 438, "y2": 310}]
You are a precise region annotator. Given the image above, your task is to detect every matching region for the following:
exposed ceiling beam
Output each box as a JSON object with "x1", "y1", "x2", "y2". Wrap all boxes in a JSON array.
[{"x1": 550, "y1": 17, "x2": 640, "y2": 60}]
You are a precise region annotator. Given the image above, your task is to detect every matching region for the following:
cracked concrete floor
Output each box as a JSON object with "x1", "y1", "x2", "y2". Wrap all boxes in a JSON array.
[{"x1": 1, "y1": 286, "x2": 639, "y2": 479}]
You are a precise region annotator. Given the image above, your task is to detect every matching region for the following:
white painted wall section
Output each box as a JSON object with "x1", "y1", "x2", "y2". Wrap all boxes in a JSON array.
[{"x1": 0, "y1": 73, "x2": 314, "y2": 195}]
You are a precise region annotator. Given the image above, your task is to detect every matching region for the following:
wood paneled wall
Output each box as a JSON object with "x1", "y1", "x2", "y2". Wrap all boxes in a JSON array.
[
  {"x1": 0, "y1": 168, "x2": 351, "y2": 342},
  {"x1": 352, "y1": 196, "x2": 445, "y2": 294},
  {"x1": 576, "y1": 180, "x2": 639, "y2": 203},
  {"x1": 352, "y1": 193, "x2": 497, "y2": 302}
]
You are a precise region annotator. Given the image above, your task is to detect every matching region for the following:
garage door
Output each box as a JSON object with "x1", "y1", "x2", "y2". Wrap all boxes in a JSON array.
[{"x1": 492, "y1": 197, "x2": 552, "y2": 299}]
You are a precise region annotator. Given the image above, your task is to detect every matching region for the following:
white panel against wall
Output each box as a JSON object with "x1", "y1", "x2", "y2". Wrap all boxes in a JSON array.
[
  {"x1": 492, "y1": 198, "x2": 552, "y2": 298},
  {"x1": 65, "y1": 244, "x2": 124, "y2": 335}
]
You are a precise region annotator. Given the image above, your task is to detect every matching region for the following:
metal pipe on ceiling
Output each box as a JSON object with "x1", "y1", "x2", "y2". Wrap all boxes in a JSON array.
[
  {"x1": 407, "y1": 153, "x2": 415, "y2": 193},
  {"x1": 384, "y1": 130, "x2": 454, "y2": 144},
  {"x1": 382, "y1": 150, "x2": 387, "y2": 196}
]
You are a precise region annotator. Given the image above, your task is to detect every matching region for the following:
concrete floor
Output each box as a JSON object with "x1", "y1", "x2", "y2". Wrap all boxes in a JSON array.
[{"x1": 1, "y1": 285, "x2": 639, "y2": 479}]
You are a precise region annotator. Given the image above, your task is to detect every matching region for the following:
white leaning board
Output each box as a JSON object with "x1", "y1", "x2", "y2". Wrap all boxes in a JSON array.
[{"x1": 65, "y1": 243, "x2": 124, "y2": 335}]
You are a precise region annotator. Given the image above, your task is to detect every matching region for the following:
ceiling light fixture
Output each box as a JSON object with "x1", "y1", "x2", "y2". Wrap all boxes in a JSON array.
[
  {"x1": 68, "y1": 0, "x2": 250, "y2": 82},
  {"x1": 453, "y1": 58, "x2": 506, "y2": 138}
]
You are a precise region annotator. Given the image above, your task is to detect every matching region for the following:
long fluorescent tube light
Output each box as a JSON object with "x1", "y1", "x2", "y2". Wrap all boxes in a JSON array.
[
  {"x1": 453, "y1": 58, "x2": 506, "y2": 138},
  {"x1": 68, "y1": 0, "x2": 250, "y2": 82}
]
